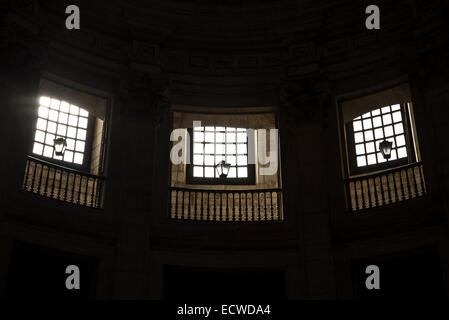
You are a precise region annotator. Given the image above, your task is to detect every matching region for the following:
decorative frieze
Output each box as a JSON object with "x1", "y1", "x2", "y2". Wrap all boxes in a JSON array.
[
  {"x1": 288, "y1": 43, "x2": 317, "y2": 62},
  {"x1": 213, "y1": 56, "x2": 234, "y2": 69},
  {"x1": 11, "y1": 0, "x2": 38, "y2": 19},
  {"x1": 238, "y1": 56, "x2": 259, "y2": 69},
  {"x1": 62, "y1": 28, "x2": 126, "y2": 60},
  {"x1": 262, "y1": 53, "x2": 283, "y2": 67},
  {"x1": 352, "y1": 32, "x2": 380, "y2": 50},
  {"x1": 189, "y1": 55, "x2": 210, "y2": 69},
  {"x1": 322, "y1": 38, "x2": 351, "y2": 59},
  {"x1": 132, "y1": 41, "x2": 159, "y2": 65},
  {"x1": 160, "y1": 51, "x2": 185, "y2": 69},
  {"x1": 1, "y1": 0, "x2": 448, "y2": 92}
]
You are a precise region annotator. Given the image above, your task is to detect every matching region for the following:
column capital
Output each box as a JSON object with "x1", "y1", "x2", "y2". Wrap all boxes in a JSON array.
[
  {"x1": 279, "y1": 75, "x2": 333, "y2": 129},
  {"x1": 118, "y1": 72, "x2": 170, "y2": 127}
]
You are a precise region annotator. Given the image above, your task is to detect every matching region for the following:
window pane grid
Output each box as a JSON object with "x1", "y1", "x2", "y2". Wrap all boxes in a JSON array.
[
  {"x1": 193, "y1": 126, "x2": 248, "y2": 178},
  {"x1": 32, "y1": 96, "x2": 89, "y2": 165},
  {"x1": 352, "y1": 104, "x2": 408, "y2": 167}
]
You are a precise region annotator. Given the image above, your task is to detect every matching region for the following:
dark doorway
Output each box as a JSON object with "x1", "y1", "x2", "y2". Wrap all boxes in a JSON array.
[
  {"x1": 164, "y1": 265, "x2": 285, "y2": 301},
  {"x1": 351, "y1": 247, "x2": 446, "y2": 299},
  {"x1": 5, "y1": 241, "x2": 98, "y2": 299}
]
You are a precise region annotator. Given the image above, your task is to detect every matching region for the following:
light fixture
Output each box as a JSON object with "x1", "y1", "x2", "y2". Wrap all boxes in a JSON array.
[
  {"x1": 379, "y1": 139, "x2": 393, "y2": 160},
  {"x1": 215, "y1": 160, "x2": 231, "y2": 178},
  {"x1": 53, "y1": 137, "x2": 67, "y2": 156}
]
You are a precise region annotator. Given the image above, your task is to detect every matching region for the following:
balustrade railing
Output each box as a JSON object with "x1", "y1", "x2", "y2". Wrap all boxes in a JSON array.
[
  {"x1": 22, "y1": 156, "x2": 105, "y2": 209},
  {"x1": 168, "y1": 187, "x2": 283, "y2": 222},
  {"x1": 345, "y1": 162, "x2": 426, "y2": 212}
]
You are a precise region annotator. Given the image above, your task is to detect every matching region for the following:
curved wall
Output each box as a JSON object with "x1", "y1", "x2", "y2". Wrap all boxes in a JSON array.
[{"x1": 0, "y1": 0, "x2": 448, "y2": 299}]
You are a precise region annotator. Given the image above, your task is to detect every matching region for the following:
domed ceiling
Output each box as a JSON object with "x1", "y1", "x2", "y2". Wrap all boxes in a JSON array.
[
  {"x1": 6, "y1": 0, "x2": 448, "y2": 105},
  {"x1": 33, "y1": 0, "x2": 441, "y2": 73},
  {"x1": 121, "y1": 0, "x2": 322, "y2": 53},
  {"x1": 119, "y1": 0, "x2": 359, "y2": 54}
]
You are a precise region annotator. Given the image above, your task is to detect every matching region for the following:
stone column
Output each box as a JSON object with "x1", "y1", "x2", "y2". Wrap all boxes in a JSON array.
[
  {"x1": 280, "y1": 75, "x2": 337, "y2": 299},
  {"x1": 111, "y1": 72, "x2": 169, "y2": 299},
  {"x1": 411, "y1": 0, "x2": 449, "y2": 196},
  {"x1": 0, "y1": 4, "x2": 46, "y2": 295},
  {"x1": 408, "y1": 23, "x2": 449, "y2": 234}
]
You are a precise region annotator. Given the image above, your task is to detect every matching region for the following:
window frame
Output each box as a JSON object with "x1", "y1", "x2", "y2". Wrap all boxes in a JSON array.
[
  {"x1": 185, "y1": 127, "x2": 256, "y2": 185},
  {"x1": 346, "y1": 103, "x2": 417, "y2": 175},
  {"x1": 31, "y1": 97, "x2": 96, "y2": 173}
]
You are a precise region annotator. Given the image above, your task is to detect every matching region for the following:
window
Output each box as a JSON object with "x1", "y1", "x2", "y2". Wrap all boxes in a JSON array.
[
  {"x1": 187, "y1": 126, "x2": 255, "y2": 185},
  {"x1": 347, "y1": 103, "x2": 416, "y2": 174},
  {"x1": 32, "y1": 96, "x2": 92, "y2": 168}
]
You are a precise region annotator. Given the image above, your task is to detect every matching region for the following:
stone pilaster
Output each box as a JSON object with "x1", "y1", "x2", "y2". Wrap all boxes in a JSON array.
[
  {"x1": 112, "y1": 72, "x2": 170, "y2": 299},
  {"x1": 0, "y1": 1, "x2": 45, "y2": 297},
  {"x1": 0, "y1": 0, "x2": 46, "y2": 212},
  {"x1": 280, "y1": 75, "x2": 337, "y2": 299},
  {"x1": 408, "y1": 20, "x2": 449, "y2": 233}
]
